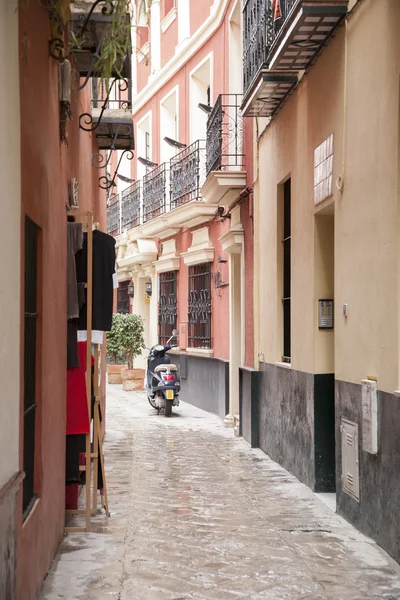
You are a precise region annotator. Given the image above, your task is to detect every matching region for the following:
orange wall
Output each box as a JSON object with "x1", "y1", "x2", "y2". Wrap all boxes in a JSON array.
[
  {"x1": 161, "y1": 16, "x2": 178, "y2": 68},
  {"x1": 164, "y1": 220, "x2": 230, "y2": 360},
  {"x1": 18, "y1": 3, "x2": 106, "y2": 599},
  {"x1": 190, "y1": 0, "x2": 214, "y2": 35}
]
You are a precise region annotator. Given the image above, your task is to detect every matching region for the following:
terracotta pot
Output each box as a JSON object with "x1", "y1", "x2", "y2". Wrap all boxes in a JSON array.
[
  {"x1": 107, "y1": 364, "x2": 128, "y2": 385},
  {"x1": 121, "y1": 368, "x2": 145, "y2": 391}
]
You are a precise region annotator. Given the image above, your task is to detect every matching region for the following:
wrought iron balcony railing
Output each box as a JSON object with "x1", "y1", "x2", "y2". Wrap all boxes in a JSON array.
[
  {"x1": 243, "y1": 0, "x2": 271, "y2": 95},
  {"x1": 206, "y1": 94, "x2": 245, "y2": 176},
  {"x1": 121, "y1": 181, "x2": 141, "y2": 230},
  {"x1": 107, "y1": 193, "x2": 120, "y2": 236},
  {"x1": 143, "y1": 163, "x2": 169, "y2": 223},
  {"x1": 243, "y1": 0, "x2": 348, "y2": 96},
  {"x1": 170, "y1": 141, "x2": 206, "y2": 209}
]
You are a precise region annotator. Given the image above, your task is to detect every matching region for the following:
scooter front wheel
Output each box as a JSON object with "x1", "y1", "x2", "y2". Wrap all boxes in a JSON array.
[{"x1": 147, "y1": 395, "x2": 157, "y2": 409}]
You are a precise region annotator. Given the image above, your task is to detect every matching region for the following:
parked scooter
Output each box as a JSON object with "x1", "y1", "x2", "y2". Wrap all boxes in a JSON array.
[{"x1": 144, "y1": 329, "x2": 180, "y2": 417}]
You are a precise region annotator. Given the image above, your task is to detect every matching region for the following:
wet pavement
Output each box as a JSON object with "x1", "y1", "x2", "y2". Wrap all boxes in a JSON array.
[{"x1": 40, "y1": 384, "x2": 400, "y2": 600}]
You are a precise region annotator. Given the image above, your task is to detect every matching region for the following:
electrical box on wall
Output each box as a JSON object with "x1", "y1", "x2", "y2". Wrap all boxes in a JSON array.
[
  {"x1": 318, "y1": 299, "x2": 334, "y2": 329},
  {"x1": 361, "y1": 379, "x2": 378, "y2": 454},
  {"x1": 69, "y1": 178, "x2": 79, "y2": 208}
]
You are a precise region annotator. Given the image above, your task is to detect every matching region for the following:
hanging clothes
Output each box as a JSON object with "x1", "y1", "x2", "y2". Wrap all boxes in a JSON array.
[
  {"x1": 66, "y1": 342, "x2": 94, "y2": 435},
  {"x1": 67, "y1": 222, "x2": 83, "y2": 320},
  {"x1": 76, "y1": 230, "x2": 116, "y2": 332}
]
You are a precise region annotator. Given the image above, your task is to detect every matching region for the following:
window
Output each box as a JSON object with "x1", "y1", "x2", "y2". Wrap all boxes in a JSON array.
[
  {"x1": 189, "y1": 54, "x2": 212, "y2": 143},
  {"x1": 23, "y1": 216, "x2": 40, "y2": 518},
  {"x1": 158, "y1": 271, "x2": 178, "y2": 345},
  {"x1": 160, "y1": 87, "x2": 179, "y2": 164},
  {"x1": 145, "y1": 131, "x2": 151, "y2": 161},
  {"x1": 282, "y1": 179, "x2": 291, "y2": 362},
  {"x1": 117, "y1": 280, "x2": 130, "y2": 314},
  {"x1": 188, "y1": 263, "x2": 212, "y2": 349}
]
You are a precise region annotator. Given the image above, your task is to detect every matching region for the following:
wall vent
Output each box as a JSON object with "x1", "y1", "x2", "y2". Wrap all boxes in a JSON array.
[{"x1": 340, "y1": 418, "x2": 360, "y2": 502}]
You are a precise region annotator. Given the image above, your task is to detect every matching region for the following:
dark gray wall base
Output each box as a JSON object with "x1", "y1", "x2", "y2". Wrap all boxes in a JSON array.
[
  {"x1": 0, "y1": 480, "x2": 18, "y2": 600},
  {"x1": 239, "y1": 368, "x2": 261, "y2": 448},
  {"x1": 259, "y1": 363, "x2": 315, "y2": 489},
  {"x1": 336, "y1": 380, "x2": 400, "y2": 564},
  {"x1": 314, "y1": 374, "x2": 335, "y2": 492},
  {"x1": 174, "y1": 354, "x2": 229, "y2": 420}
]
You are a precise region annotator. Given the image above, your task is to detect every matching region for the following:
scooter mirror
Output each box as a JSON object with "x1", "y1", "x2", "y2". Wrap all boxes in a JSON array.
[
  {"x1": 142, "y1": 342, "x2": 147, "y2": 350},
  {"x1": 172, "y1": 329, "x2": 179, "y2": 337}
]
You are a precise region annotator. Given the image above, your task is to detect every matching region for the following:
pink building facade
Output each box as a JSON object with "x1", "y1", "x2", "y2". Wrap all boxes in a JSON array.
[{"x1": 110, "y1": 0, "x2": 255, "y2": 424}]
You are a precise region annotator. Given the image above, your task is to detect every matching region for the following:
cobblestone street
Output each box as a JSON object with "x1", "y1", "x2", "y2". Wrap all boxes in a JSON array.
[{"x1": 40, "y1": 385, "x2": 400, "y2": 600}]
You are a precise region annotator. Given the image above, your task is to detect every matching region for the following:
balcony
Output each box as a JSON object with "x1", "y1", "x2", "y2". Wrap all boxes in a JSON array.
[
  {"x1": 242, "y1": 0, "x2": 348, "y2": 117},
  {"x1": 201, "y1": 95, "x2": 247, "y2": 206},
  {"x1": 121, "y1": 181, "x2": 141, "y2": 230},
  {"x1": 107, "y1": 193, "x2": 120, "y2": 236},
  {"x1": 170, "y1": 141, "x2": 206, "y2": 209},
  {"x1": 86, "y1": 78, "x2": 134, "y2": 150}
]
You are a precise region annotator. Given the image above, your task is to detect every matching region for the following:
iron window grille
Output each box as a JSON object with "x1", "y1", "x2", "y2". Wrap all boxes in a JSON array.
[
  {"x1": 188, "y1": 263, "x2": 212, "y2": 349},
  {"x1": 23, "y1": 216, "x2": 40, "y2": 518},
  {"x1": 107, "y1": 193, "x2": 120, "y2": 236},
  {"x1": 121, "y1": 181, "x2": 141, "y2": 230},
  {"x1": 158, "y1": 271, "x2": 178, "y2": 345},
  {"x1": 117, "y1": 280, "x2": 130, "y2": 314},
  {"x1": 282, "y1": 178, "x2": 291, "y2": 362},
  {"x1": 206, "y1": 94, "x2": 245, "y2": 176},
  {"x1": 170, "y1": 140, "x2": 206, "y2": 209}
]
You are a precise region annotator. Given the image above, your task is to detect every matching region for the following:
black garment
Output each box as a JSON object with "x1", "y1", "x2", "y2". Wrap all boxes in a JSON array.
[
  {"x1": 67, "y1": 320, "x2": 79, "y2": 369},
  {"x1": 66, "y1": 434, "x2": 85, "y2": 484},
  {"x1": 67, "y1": 285, "x2": 86, "y2": 369},
  {"x1": 76, "y1": 230, "x2": 116, "y2": 332}
]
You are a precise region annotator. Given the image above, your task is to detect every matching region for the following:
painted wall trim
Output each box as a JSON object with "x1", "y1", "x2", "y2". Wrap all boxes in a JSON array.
[{"x1": 161, "y1": 7, "x2": 177, "y2": 32}]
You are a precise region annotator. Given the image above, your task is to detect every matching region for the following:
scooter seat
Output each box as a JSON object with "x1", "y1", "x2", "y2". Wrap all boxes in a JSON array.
[{"x1": 154, "y1": 364, "x2": 178, "y2": 373}]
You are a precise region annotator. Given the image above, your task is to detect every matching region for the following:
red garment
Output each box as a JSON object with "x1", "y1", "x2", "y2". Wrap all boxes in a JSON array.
[{"x1": 66, "y1": 342, "x2": 93, "y2": 435}]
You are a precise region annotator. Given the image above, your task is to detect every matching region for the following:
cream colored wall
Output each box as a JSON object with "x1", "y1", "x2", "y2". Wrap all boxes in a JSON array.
[
  {"x1": 255, "y1": 0, "x2": 400, "y2": 392},
  {"x1": 335, "y1": 0, "x2": 400, "y2": 392},
  {"x1": 0, "y1": 0, "x2": 21, "y2": 488},
  {"x1": 256, "y1": 26, "x2": 344, "y2": 374},
  {"x1": 314, "y1": 211, "x2": 334, "y2": 374}
]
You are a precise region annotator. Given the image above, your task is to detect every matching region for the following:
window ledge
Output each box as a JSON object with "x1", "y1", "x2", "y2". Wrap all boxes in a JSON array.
[
  {"x1": 161, "y1": 7, "x2": 177, "y2": 33},
  {"x1": 276, "y1": 361, "x2": 292, "y2": 369},
  {"x1": 137, "y1": 41, "x2": 150, "y2": 64},
  {"x1": 186, "y1": 348, "x2": 214, "y2": 358}
]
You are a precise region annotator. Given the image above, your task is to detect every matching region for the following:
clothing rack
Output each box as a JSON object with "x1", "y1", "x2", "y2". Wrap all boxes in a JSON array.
[
  {"x1": 65, "y1": 212, "x2": 110, "y2": 531},
  {"x1": 65, "y1": 210, "x2": 93, "y2": 533}
]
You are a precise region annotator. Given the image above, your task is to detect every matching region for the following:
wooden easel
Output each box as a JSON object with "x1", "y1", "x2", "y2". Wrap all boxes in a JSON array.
[
  {"x1": 92, "y1": 344, "x2": 110, "y2": 516},
  {"x1": 65, "y1": 211, "x2": 112, "y2": 531}
]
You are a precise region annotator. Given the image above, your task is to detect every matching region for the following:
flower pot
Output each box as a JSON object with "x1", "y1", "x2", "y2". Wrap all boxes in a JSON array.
[
  {"x1": 121, "y1": 368, "x2": 145, "y2": 391},
  {"x1": 107, "y1": 364, "x2": 128, "y2": 385}
]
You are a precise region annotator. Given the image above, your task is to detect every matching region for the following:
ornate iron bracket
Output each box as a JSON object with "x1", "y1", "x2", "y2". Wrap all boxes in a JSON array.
[
  {"x1": 49, "y1": 38, "x2": 67, "y2": 61},
  {"x1": 79, "y1": 78, "x2": 129, "y2": 131},
  {"x1": 99, "y1": 149, "x2": 134, "y2": 190}
]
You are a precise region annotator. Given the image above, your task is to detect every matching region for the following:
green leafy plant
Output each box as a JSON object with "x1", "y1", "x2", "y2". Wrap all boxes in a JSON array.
[
  {"x1": 118, "y1": 313, "x2": 145, "y2": 369},
  {"x1": 106, "y1": 312, "x2": 125, "y2": 364}
]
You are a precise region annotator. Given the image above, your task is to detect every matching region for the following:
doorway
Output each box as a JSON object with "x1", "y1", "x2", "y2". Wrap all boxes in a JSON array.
[{"x1": 314, "y1": 207, "x2": 336, "y2": 497}]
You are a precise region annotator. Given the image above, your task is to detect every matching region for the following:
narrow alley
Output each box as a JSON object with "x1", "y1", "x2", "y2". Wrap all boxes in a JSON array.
[{"x1": 40, "y1": 386, "x2": 400, "y2": 600}]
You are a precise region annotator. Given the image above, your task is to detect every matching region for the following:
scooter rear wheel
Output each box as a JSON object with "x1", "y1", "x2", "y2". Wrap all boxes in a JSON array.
[
  {"x1": 164, "y1": 399, "x2": 172, "y2": 417},
  {"x1": 147, "y1": 395, "x2": 157, "y2": 409}
]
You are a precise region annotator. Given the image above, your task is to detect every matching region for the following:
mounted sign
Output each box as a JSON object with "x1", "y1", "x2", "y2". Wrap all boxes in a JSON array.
[{"x1": 318, "y1": 299, "x2": 334, "y2": 329}]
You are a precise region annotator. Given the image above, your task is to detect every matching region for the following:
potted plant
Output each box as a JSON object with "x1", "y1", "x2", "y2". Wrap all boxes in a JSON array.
[
  {"x1": 106, "y1": 313, "x2": 127, "y2": 384},
  {"x1": 118, "y1": 313, "x2": 145, "y2": 391}
]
